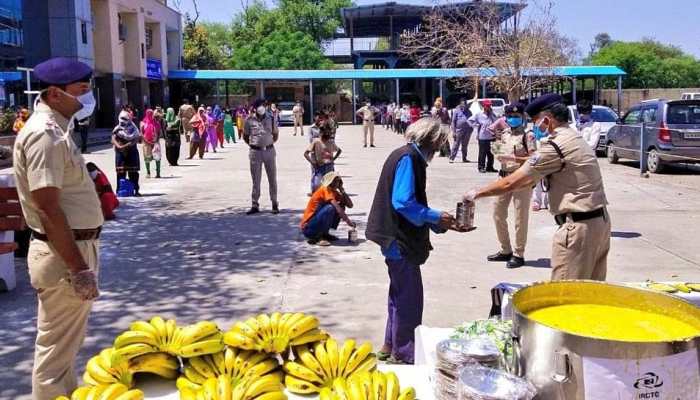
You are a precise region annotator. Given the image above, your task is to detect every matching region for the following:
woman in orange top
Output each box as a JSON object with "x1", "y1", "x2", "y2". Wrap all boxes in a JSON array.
[{"x1": 300, "y1": 172, "x2": 356, "y2": 246}]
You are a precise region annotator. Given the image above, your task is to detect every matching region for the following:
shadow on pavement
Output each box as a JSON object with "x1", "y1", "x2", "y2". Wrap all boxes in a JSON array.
[
  {"x1": 525, "y1": 258, "x2": 551, "y2": 269},
  {"x1": 612, "y1": 231, "x2": 642, "y2": 239}
]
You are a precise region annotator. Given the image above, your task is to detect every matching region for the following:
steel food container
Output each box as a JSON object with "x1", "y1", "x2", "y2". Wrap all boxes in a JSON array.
[
  {"x1": 511, "y1": 280, "x2": 700, "y2": 399},
  {"x1": 456, "y1": 201, "x2": 475, "y2": 230}
]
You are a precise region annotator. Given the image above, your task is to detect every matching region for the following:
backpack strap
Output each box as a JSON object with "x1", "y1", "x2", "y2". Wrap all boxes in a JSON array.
[{"x1": 541, "y1": 139, "x2": 566, "y2": 193}]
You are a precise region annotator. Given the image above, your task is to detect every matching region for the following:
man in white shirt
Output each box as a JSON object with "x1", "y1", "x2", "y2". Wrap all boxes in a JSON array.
[{"x1": 576, "y1": 100, "x2": 602, "y2": 151}]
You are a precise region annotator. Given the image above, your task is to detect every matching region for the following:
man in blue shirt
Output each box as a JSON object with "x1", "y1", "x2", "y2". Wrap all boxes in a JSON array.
[
  {"x1": 468, "y1": 100, "x2": 499, "y2": 173},
  {"x1": 366, "y1": 117, "x2": 457, "y2": 364},
  {"x1": 450, "y1": 99, "x2": 473, "y2": 163}
]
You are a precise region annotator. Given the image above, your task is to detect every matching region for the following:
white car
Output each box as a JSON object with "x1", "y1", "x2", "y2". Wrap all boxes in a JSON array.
[
  {"x1": 568, "y1": 105, "x2": 619, "y2": 154},
  {"x1": 277, "y1": 102, "x2": 296, "y2": 125},
  {"x1": 681, "y1": 93, "x2": 700, "y2": 100}
]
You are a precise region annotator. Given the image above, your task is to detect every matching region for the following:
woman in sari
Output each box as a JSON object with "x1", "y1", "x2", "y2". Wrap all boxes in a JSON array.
[
  {"x1": 224, "y1": 108, "x2": 236, "y2": 144},
  {"x1": 213, "y1": 105, "x2": 225, "y2": 148},
  {"x1": 204, "y1": 106, "x2": 218, "y2": 153},
  {"x1": 188, "y1": 107, "x2": 207, "y2": 159},
  {"x1": 140, "y1": 108, "x2": 162, "y2": 178},
  {"x1": 236, "y1": 106, "x2": 247, "y2": 140},
  {"x1": 164, "y1": 107, "x2": 182, "y2": 166},
  {"x1": 112, "y1": 111, "x2": 141, "y2": 195}
]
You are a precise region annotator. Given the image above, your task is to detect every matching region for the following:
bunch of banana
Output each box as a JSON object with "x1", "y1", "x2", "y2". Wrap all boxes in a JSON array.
[
  {"x1": 176, "y1": 347, "x2": 281, "y2": 393},
  {"x1": 319, "y1": 371, "x2": 416, "y2": 400},
  {"x1": 56, "y1": 383, "x2": 144, "y2": 400},
  {"x1": 179, "y1": 374, "x2": 287, "y2": 400},
  {"x1": 224, "y1": 312, "x2": 329, "y2": 354},
  {"x1": 112, "y1": 317, "x2": 224, "y2": 363},
  {"x1": 646, "y1": 282, "x2": 679, "y2": 293},
  {"x1": 83, "y1": 347, "x2": 180, "y2": 388},
  {"x1": 284, "y1": 339, "x2": 377, "y2": 393}
]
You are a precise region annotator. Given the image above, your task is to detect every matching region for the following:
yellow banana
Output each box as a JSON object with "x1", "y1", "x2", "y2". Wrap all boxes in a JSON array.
[
  {"x1": 114, "y1": 389, "x2": 144, "y2": 400},
  {"x1": 177, "y1": 376, "x2": 202, "y2": 392},
  {"x1": 230, "y1": 321, "x2": 259, "y2": 341},
  {"x1": 71, "y1": 386, "x2": 92, "y2": 400},
  {"x1": 184, "y1": 365, "x2": 209, "y2": 384},
  {"x1": 288, "y1": 315, "x2": 319, "y2": 338},
  {"x1": 333, "y1": 377, "x2": 350, "y2": 400},
  {"x1": 675, "y1": 283, "x2": 692, "y2": 293},
  {"x1": 211, "y1": 351, "x2": 226, "y2": 375},
  {"x1": 179, "y1": 387, "x2": 198, "y2": 400},
  {"x1": 315, "y1": 342, "x2": 334, "y2": 380},
  {"x1": 149, "y1": 316, "x2": 168, "y2": 346},
  {"x1": 223, "y1": 331, "x2": 257, "y2": 350},
  {"x1": 350, "y1": 356, "x2": 377, "y2": 376},
  {"x1": 111, "y1": 343, "x2": 157, "y2": 364},
  {"x1": 397, "y1": 388, "x2": 415, "y2": 400},
  {"x1": 281, "y1": 313, "x2": 305, "y2": 336},
  {"x1": 83, "y1": 370, "x2": 100, "y2": 387},
  {"x1": 256, "y1": 314, "x2": 273, "y2": 341},
  {"x1": 98, "y1": 383, "x2": 128, "y2": 400},
  {"x1": 128, "y1": 352, "x2": 179, "y2": 372},
  {"x1": 255, "y1": 392, "x2": 288, "y2": 400},
  {"x1": 372, "y1": 371, "x2": 386, "y2": 400},
  {"x1": 181, "y1": 321, "x2": 220, "y2": 346},
  {"x1": 189, "y1": 356, "x2": 219, "y2": 378},
  {"x1": 646, "y1": 282, "x2": 678, "y2": 293},
  {"x1": 179, "y1": 339, "x2": 225, "y2": 358},
  {"x1": 686, "y1": 283, "x2": 700, "y2": 292},
  {"x1": 224, "y1": 347, "x2": 237, "y2": 376},
  {"x1": 285, "y1": 374, "x2": 322, "y2": 394},
  {"x1": 244, "y1": 373, "x2": 285, "y2": 398},
  {"x1": 246, "y1": 359, "x2": 279, "y2": 378},
  {"x1": 217, "y1": 375, "x2": 232, "y2": 400},
  {"x1": 278, "y1": 313, "x2": 293, "y2": 335},
  {"x1": 56, "y1": 397, "x2": 70, "y2": 400},
  {"x1": 270, "y1": 312, "x2": 282, "y2": 338},
  {"x1": 86, "y1": 385, "x2": 108, "y2": 400},
  {"x1": 290, "y1": 328, "x2": 328, "y2": 346},
  {"x1": 86, "y1": 356, "x2": 119, "y2": 384},
  {"x1": 283, "y1": 361, "x2": 325, "y2": 385},
  {"x1": 348, "y1": 377, "x2": 366, "y2": 400},
  {"x1": 201, "y1": 377, "x2": 218, "y2": 399},
  {"x1": 114, "y1": 331, "x2": 159, "y2": 349},
  {"x1": 240, "y1": 351, "x2": 272, "y2": 373},
  {"x1": 343, "y1": 342, "x2": 373, "y2": 377},
  {"x1": 325, "y1": 339, "x2": 340, "y2": 377},
  {"x1": 165, "y1": 319, "x2": 177, "y2": 346},
  {"x1": 129, "y1": 321, "x2": 158, "y2": 338},
  {"x1": 384, "y1": 372, "x2": 399, "y2": 400},
  {"x1": 337, "y1": 339, "x2": 356, "y2": 377},
  {"x1": 320, "y1": 387, "x2": 333, "y2": 400},
  {"x1": 296, "y1": 345, "x2": 326, "y2": 380}
]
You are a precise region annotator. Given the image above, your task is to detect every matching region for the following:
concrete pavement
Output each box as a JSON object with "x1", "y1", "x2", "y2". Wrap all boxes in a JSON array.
[{"x1": 1, "y1": 123, "x2": 700, "y2": 398}]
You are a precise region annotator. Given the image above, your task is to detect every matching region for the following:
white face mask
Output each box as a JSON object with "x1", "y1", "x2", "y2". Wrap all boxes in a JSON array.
[
  {"x1": 73, "y1": 91, "x2": 96, "y2": 121},
  {"x1": 256, "y1": 106, "x2": 266, "y2": 116}
]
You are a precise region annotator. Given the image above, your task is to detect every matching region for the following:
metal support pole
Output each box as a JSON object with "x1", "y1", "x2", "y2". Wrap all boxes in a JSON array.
[
  {"x1": 260, "y1": 81, "x2": 265, "y2": 99},
  {"x1": 309, "y1": 80, "x2": 314, "y2": 122},
  {"x1": 17, "y1": 67, "x2": 34, "y2": 109},
  {"x1": 640, "y1": 121, "x2": 648, "y2": 175},
  {"x1": 439, "y1": 79, "x2": 444, "y2": 100},
  {"x1": 352, "y1": 79, "x2": 357, "y2": 125},
  {"x1": 395, "y1": 78, "x2": 400, "y2": 104},
  {"x1": 481, "y1": 79, "x2": 487, "y2": 98},
  {"x1": 617, "y1": 76, "x2": 623, "y2": 115},
  {"x1": 572, "y1": 78, "x2": 577, "y2": 105},
  {"x1": 225, "y1": 80, "x2": 229, "y2": 107}
]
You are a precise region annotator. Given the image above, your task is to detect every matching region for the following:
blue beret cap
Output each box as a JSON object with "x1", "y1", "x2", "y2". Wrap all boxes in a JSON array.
[
  {"x1": 524, "y1": 93, "x2": 564, "y2": 116},
  {"x1": 34, "y1": 57, "x2": 92, "y2": 86},
  {"x1": 505, "y1": 102, "x2": 526, "y2": 114}
]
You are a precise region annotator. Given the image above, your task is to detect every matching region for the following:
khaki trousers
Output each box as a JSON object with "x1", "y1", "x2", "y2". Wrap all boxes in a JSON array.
[
  {"x1": 551, "y1": 212, "x2": 611, "y2": 281},
  {"x1": 493, "y1": 185, "x2": 532, "y2": 258},
  {"x1": 363, "y1": 120, "x2": 375, "y2": 146},
  {"x1": 293, "y1": 115, "x2": 303, "y2": 135},
  {"x1": 249, "y1": 147, "x2": 277, "y2": 208},
  {"x1": 28, "y1": 239, "x2": 100, "y2": 400}
]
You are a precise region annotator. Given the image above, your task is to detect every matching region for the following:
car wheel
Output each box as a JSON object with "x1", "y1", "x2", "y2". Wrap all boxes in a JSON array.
[
  {"x1": 607, "y1": 143, "x2": 619, "y2": 164},
  {"x1": 647, "y1": 149, "x2": 666, "y2": 174}
]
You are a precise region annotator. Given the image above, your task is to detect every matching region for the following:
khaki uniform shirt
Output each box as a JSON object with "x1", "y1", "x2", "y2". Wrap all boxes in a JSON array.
[
  {"x1": 521, "y1": 126, "x2": 608, "y2": 215},
  {"x1": 13, "y1": 101, "x2": 103, "y2": 233},
  {"x1": 244, "y1": 113, "x2": 278, "y2": 148},
  {"x1": 493, "y1": 128, "x2": 536, "y2": 172},
  {"x1": 357, "y1": 106, "x2": 375, "y2": 122},
  {"x1": 292, "y1": 105, "x2": 303, "y2": 117},
  {"x1": 178, "y1": 104, "x2": 195, "y2": 132}
]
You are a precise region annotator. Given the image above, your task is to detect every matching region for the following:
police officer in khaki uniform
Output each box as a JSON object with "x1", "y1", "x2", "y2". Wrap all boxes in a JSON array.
[
  {"x1": 356, "y1": 101, "x2": 376, "y2": 147},
  {"x1": 486, "y1": 103, "x2": 536, "y2": 268},
  {"x1": 13, "y1": 57, "x2": 103, "y2": 399},
  {"x1": 292, "y1": 101, "x2": 304, "y2": 136},
  {"x1": 244, "y1": 98, "x2": 279, "y2": 215},
  {"x1": 464, "y1": 94, "x2": 610, "y2": 280}
]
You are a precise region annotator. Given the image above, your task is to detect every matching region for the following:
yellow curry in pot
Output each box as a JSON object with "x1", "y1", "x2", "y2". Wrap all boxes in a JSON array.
[{"x1": 526, "y1": 304, "x2": 700, "y2": 342}]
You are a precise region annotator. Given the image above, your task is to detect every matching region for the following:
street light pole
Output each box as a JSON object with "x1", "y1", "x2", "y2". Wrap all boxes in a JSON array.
[{"x1": 17, "y1": 67, "x2": 33, "y2": 110}]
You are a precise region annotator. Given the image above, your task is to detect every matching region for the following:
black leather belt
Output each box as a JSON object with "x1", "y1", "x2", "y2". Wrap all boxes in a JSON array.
[
  {"x1": 555, "y1": 209, "x2": 605, "y2": 226},
  {"x1": 31, "y1": 227, "x2": 102, "y2": 242},
  {"x1": 249, "y1": 144, "x2": 274, "y2": 151}
]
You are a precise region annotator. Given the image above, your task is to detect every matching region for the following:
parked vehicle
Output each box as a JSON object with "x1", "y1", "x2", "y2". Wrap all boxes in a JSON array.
[
  {"x1": 681, "y1": 93, "x2": 700, "y2": 100},
  {"x1": 277, "y1": 101, "x2": 296, "y2": 125},
  {"x1": 606, "y1": 99, "x2": 700, "y2": 173},
  {"x1": 568, "y1": 105, "x2": 619, "y2": 155}
]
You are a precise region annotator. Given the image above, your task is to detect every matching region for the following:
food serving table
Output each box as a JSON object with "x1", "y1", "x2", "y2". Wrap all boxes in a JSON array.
[{"x1": 139, "y1": 364, "x2": 433, "y2": 400}]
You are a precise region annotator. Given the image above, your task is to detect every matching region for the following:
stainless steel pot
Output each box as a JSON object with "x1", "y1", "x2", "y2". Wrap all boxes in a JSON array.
[{"x1": 511, "y1": 280, "x2": 700, "y2": 399}]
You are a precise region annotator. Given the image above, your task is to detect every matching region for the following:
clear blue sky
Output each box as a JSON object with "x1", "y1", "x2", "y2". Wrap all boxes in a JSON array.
[{"x1": 176, "y1": 0, "x2": 700, "y2": 59}]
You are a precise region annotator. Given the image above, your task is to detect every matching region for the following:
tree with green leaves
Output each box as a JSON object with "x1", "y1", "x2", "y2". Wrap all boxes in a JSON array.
[
  {"x1": 231, "y1": 30, "x2": 333, "y2": 70},
  {"x1": 276, "y1": 0, "x2": 352, "y2": 44},
  {"x1": 591, "y1": 39, "x2": 700, "y2": 88}
]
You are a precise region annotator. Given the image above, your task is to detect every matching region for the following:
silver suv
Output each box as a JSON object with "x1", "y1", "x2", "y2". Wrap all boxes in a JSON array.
[{"x1": 606, "y1": 99, "x2": 700, "y2": 173}]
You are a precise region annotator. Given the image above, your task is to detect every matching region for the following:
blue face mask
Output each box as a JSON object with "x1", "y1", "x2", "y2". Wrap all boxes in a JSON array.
[
  {"x1": 506, "y1": 116, "x2": 523, "y2": 128},
  {"x1": 533, "y1": 124, "x2": 547, "y2": 141}
]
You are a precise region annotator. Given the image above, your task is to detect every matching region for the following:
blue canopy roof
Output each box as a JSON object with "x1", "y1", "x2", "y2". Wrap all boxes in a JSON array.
[
  {"x1": 0, "y1": 71, "x2": 22, "y2": 82},
  {"x1": 168, "y1": 66, "x2": 625, "y2": 81}
]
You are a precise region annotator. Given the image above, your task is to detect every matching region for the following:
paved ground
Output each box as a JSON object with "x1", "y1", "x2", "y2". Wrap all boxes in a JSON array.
[{"x1": 2, "y1": 124, "x2": 700, "y2": 398}]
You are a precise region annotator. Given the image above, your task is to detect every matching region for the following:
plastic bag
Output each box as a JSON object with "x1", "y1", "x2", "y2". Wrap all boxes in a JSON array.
[{"x1": 458, "y1": 365, "x2": 536, "y2": 400}]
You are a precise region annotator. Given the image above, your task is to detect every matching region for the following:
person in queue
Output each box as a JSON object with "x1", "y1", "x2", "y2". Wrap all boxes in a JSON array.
[
  {"x1": 449, "y1": 99, "x2": 473, "y2": 163},
  {"x1": 112, "y1": 111, "x2": 142, "y2": 196},
  {"x1": 292, "y1": 101, "x2": 304, "y2": 136},
  {"x1": 356, "y1": 101, "x2": 376, "y2": 148},
  {"x1": 468, "y1": 99, "x2": 499, "y2": 173},
  {"x1": 463, "y1": 94, "x2": 610, "y2": 280},
  {"x1": 486, "y1": 103, "x2": 536, "y2": 269},
  {"x1": 576, "y1": 99, "x2": 602, "y2": 151},
  {"x1": 178, "y1": 98, "x2": 195, "y2": 143},
  {"x1": 305, "y1": 118, "x2": 342, "y2": 193},
  {"x1": 300, "y1": 171, "x2": 355, "y2": 246},
  {"x1": 244, "y1": 98, "x2": 279, "y2": 215},
  {"x1": 12, "y1": 57, "x2": 103, "y2": 399},
  {"x1": 366, "y1": 117, "x2": 458, "y2": 364}
]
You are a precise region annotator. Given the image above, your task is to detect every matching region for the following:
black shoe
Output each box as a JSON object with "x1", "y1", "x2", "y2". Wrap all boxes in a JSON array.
[
  {"x1": 507, "y1": 256, "x2": 525, "y2": 269},
  {"x1": 322, "y1": 233, "x2": 339, "y2": 242},
  {"x1": 486, "y1": 168, "x2": 498, "y2": 173},
  {"x1": 363, "y1": 144, "x2": 367, "y2": 148},
  {"x1": 463, "y1": 159, "x2": 470, "y2": 163},
  {"x1": 246, "y1": 207, "x2": 260, "y2": 215},
  {"x1": 272, "y1": 204, "x2": 280, "y2": 214},
  {"x1": 487, "y1": 251, "x2": 513, "y2": 262},
  {"x1": 478, "y1": 168, "x2": 486, "y2": 173},
  {"x1": 370, "y1": 144, "x2": 376, "y2": 148}
]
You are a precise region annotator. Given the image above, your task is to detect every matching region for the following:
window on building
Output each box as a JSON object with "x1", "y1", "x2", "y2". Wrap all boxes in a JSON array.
[
  {"x1": 146, "y1": 27, "x2": 153, "y2": 50},
  {"x1": 81, "y1": 21, "x2": 88, "y2": 44}
]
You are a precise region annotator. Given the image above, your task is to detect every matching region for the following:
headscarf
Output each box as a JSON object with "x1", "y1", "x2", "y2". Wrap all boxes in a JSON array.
[
  {"x1": 212, "y1": 105, "x2": 223, "y2": 121},
  {"x1": 190, "y1": 107, "x2": 206, "y2": 134},
  {"x1": 141, "y1": 109, "x2": 159, "y2": 143},
  {"x1": 165, "y1": 107, "x2": 178, "y2": 129},
  {"x1": 114, "y1": 110, "x2": 140, "y2": 142}
]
